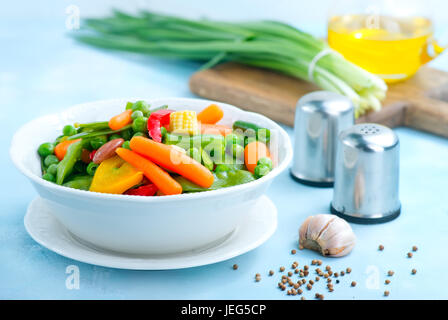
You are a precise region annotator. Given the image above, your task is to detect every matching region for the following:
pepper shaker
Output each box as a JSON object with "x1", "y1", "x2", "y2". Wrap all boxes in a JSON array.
[
  {"x1": 331, "y1": 123, "x2": 401, "y2": 224},
  {"x1": 291, "y1": 91, "x2": 354, "y2": 187}
]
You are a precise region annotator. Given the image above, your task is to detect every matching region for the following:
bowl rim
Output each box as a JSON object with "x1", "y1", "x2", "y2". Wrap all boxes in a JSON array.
[{"x1": 10, "y1": 97, "x2": 293, "y2": 202}]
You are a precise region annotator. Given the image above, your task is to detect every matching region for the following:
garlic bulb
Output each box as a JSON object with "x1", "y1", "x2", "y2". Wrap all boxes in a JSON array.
[{"x1": 299, "y1": 214, "x2": 356, "y2": 257}]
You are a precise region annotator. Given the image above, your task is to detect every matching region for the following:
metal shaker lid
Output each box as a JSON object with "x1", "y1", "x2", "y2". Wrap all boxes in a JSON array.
[
  {"x1": 298, "y1": 91, "x2": 355, "y2": 115},
  {"x1": 291, "y1": 91, "x2": 355, "y2": 187},
  {"x1": 331, "y1": 123, "x2": 401, "y2": 224},
  {"x1": 339, "y1": 123, "x2": 399, "y2": 152}
]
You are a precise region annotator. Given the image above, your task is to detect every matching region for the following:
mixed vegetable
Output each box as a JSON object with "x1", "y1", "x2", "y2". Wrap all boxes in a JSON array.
[{"x1": 37, "y1": 101, "x2": 274, "y2": 196}]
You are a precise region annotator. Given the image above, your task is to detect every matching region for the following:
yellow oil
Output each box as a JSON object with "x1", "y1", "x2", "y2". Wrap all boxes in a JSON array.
[{"x1": 328, "y1": 15, "x2": 441, "y2": 83}]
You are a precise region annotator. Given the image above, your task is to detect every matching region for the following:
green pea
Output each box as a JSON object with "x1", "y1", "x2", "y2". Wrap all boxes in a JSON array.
[
  {"x1": 132, "y1": 117, "x2": 148, "y2": 133},
  {"x1": 133, "y1": 132, "x2": 145, "y2": 138},
  {"x1": 257, "y1": 128, "x2": 271, "y2": 143},
  {"x1": 87, "y1": 162, "x2": 99, "y2": 176},
  {"x1": 47, "y1": 164, "x2": 58, "y2": 176},
  {"x1": 244, "y1": 128, "x2": 257, "y2": 138},
  {"x1": 42, "y1": 172, "x2": 55, "y2": 182},
  {"x1": 62, "y1": 125, "x2": 77, "y2": 137},
  {"x1": 44, "y1": 154, "x2": 59, "y2": 167},
  {"x1": 131, "y1": 110, "x2": 144, "y2": 120},
  {"x1": 227, "y1": 144, "x2": 245, "y2": 160},
  {"x1": 254, "y1": 164, "x2": 271, "y2": 179},
  {"x1": 204, "y1": 140, "x2": 225, "y2": 164},
  {"x1": 122, "y1": 141, "x2": 131, "y2": 150},
  {"x1": 257, "y1": 157, "x2": 273, "y2": 169},
  {"x1": 121, "y1": 128, "x2": 133, "y2": 141},
  {"x1": 225, "y1": 133, "x2": 244, "y2": 146},
  {"x1": 215, "y1": 164, "x2": 230, "y2": 173},
  {"x1": 187, "y1": 147, "x2": 201, "y2": 163},
  {"x1": 109, "y1": 133, "x2": 121, "y2": 141},
  {"x1": 90, "y1": 135, "x2": 108, "y2": 149},
  {"x1": 125, "y1": 101, "x2": 134, "y2": 110},
  {"x1": 131, "y1": 100, "x2": 150, "y2": 115},
  {"x1": 38, "y1": 142, "x2": 55, "y2": 157}
]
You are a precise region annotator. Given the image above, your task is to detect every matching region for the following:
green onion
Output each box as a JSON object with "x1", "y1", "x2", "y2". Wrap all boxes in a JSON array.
[{"x1": 74, "y1": 10, "x2": 387, "y2": 116}]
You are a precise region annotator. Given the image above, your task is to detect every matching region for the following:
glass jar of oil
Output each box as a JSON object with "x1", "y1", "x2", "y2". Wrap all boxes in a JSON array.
[{"x1": 327, "y1": 0, "x2": 444, "y2": 83}]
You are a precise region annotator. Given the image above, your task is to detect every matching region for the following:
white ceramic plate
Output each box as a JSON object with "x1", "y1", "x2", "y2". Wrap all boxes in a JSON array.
[{"x1": 24, "y1": 195, "x2": 277, "y2": 270}]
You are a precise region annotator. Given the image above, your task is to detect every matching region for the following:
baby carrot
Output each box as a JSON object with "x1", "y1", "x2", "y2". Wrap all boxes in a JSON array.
[
  {"x1": 54, "y1": 139, "x2": 81, "y2": 161},
  {"x1": 130, "y1": 136, "x2": 214, "y2": 188},
  {"x1": 116, "y1": 148, "x2": 182, "y2": 195},
  {"x1": 244, "y1": 141, "x2": 270, "y2": 173},
  {"x1": 109, "y1": 109, "x2": 133, "y2": 131},
  {"x1": 197, "y1": 104, "x2": 224, "y2": 124},
  {"x1": 200, "y1": 123, "x2": 232, "y2": 136}
]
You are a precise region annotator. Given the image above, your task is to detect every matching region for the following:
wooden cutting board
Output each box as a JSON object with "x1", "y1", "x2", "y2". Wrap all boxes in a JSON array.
[{"x1": 189, "y1": 62, "x2": 448, "y2": 138}]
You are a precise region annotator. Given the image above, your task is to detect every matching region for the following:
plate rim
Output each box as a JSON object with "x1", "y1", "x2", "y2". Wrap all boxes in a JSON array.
[{"x1": 24, "y1": 195, "x2": 278, "y2": 270}]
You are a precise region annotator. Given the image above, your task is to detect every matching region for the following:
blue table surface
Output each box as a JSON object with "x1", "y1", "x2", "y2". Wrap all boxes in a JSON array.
[{"x1": 1, "y1": 3, "x2": 448, "y2": 300}]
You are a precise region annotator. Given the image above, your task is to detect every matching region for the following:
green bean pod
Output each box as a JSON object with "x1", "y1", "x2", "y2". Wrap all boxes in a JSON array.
[
  {"x1": 56, "y1": 140, "x2": 83, "y2": 185},
  {"x1": 164, "y1": 133, "x2": 224, "y2": 150},
  {"x1": 63, "y1": 175, "x2": 93, "y2": 190},
  {"x1": 233, "y1": 120, "x2": 271, "y2": 143},
  {"x1": 175, "y1": 170, "x2": 255, "y2": 192}
]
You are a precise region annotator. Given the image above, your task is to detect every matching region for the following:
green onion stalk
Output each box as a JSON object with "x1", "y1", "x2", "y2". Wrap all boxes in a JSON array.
[{"x1": 74, "y1": 10, "x2": 387, "y2": 117}]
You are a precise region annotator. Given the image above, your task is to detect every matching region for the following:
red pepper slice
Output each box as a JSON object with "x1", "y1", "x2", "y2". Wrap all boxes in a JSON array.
[
  {"x1": 124, "y1": 183, "x2": 158, "y2": 196},
  {"x1": 89, "y1": 150, "x2": 97, "y2": 162},
  {"x1": 147, "y1": 109, "x2": 174, "y2": 143}
]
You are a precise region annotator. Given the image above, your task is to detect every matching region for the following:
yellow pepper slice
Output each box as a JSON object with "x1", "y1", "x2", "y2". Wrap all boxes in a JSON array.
[{"x1": 89, "y1": 156, "x2": 143, "y2": 194}]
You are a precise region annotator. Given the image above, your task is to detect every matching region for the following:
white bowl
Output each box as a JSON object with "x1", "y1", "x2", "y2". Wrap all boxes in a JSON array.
[{"x1": 11, "y1": 98, "x2": 292, "y2": 255}]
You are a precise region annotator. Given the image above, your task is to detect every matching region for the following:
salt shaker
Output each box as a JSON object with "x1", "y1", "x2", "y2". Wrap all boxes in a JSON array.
[{"x1": 291, "y1": 91, "x2": 354, "y2": 187}]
